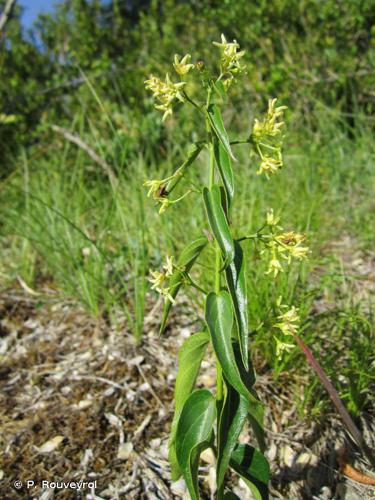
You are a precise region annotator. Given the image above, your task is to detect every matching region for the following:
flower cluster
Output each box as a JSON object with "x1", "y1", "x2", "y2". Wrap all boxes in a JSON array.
[
  {"x1": 274, "y1": 305, "x2": 300, "y2": 336},
  {"x1": 149, "y1": 256, "x2": 176, "y2": 303},
  {"x1": 143, "y1": 173, "x2": 195, "y2": 215},
  {"x1": 262, "y1": 211, "x2": 309, "y2": 277},
  {"x1": 251, "y1": 98, "x2": 287, "y2": 178},
  {"x1": 273, "y1": 302, "x2": 300, "y2": 359},
  {"x1": 265, "y1": 231, "x2": 309, "y2": 277},
  {"x1": 144, "y1": 73, "x2": 185, "y2": 121},
  {"x1": 213, "y1": 34, "x2": 246, "y2": 88}
]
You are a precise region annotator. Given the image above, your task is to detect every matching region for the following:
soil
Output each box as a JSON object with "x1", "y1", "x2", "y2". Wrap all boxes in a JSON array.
[{"x1": 0, "y1": 285, "x2": 374, "y2": 499}]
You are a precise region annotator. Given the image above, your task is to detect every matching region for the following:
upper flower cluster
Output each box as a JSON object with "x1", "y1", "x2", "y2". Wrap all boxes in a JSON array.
[
  {"x1": 144, "y1": 53, "x2": 194, "y2": 121},
  {"x1": 213, "y1": 34, "x2": 246, "y2": 75},
  {"x1": 213, "y1": 34, "x2": 246, "y2": 88},
  {"x1": 144, "y1": 35, "x2": 246, "y2": 120},
  {"x1": 144, "y1": 73, "x2": 186, "y2": 121}
]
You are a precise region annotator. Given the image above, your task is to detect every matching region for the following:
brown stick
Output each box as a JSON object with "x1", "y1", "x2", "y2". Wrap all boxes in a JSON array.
[
  {"x1": 338, "y1": 447, "x2": 375, "y2": 485},
  {"x1": 50, "y1": 124, "x2": 117, "y2": 185},
  {"x1": 0, "y1": 0, "x2": 16, "y2": 35},
  {"x1": 294, "y1": 333, "x2": 375, "y2": 469}
]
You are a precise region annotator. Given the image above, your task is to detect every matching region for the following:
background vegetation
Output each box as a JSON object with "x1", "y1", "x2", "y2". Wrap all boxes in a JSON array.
[{"x1": 1, "y1": 0, "x2": 374, "y2": 418}]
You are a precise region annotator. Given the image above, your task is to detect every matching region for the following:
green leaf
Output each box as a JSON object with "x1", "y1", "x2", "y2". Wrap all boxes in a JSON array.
[
  {"x1": 213, "y1": 138, "x2": 234, "y2": 217},
  {"x1": 160, "y1": 237, "x2": 207, "y2": 334},
  {"x1": 207, "y1": 104, "x2": 237, "y2": 161},
  {"x1": 248, "y1": 403, "x2": 266, "y2": 453},
  {"x1": 217, "y1": 379, "x2": 249, "y2": 490},
  {"x1": 213, "y1": 80, "x2": 227, "y2": 101},
  {"x1": 175, "y1": 389, "x2": 216, "y2": 500},
  {"x1": 231, "y1": 343, "x2": 264, "y2": 450},
  {"x1": 223, "y1": 492, "x2": 241, "y2": 500},
  {"x1": 203, "y1": 185, "x2": 234, "y2": 268},
  {"x1": 169, "y1": 331, "x2": 210, "y2": 480},
  {"x1": 230, "y1": 444, "x2": 270, "y2": 500},
  {"x1": 225, "y1": 241, "x2": 249, "y2": 370},
  {"x1": 204, "y1": 291, "x2": 258, "y2": 404}
]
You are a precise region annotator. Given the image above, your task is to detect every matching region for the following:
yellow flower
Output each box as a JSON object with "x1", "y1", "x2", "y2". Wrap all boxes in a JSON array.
[
  {"x1": 263, "y1": 228, "x2": 309, "y2": 277},
  {"x1": 173, "y1": 54, "x2": 194, "y2": 76},
  {"x1": 144, "y1": 73, "x2": 186, "y2": 121},
  {"x1": 274, "y1": 335, "x2": 295, "y2": 359},
  {"x1": 273, "y1": 303, "x2": 299, "y2": 358},
  {"x1": 274, "y1": 305, "x2": 300, "y2": 336},
  {"x1": 158, "y1": 198, "x2": 172, "y2": 214},
  {"x1": 148, "y1": 256, "x2": 177, "y2": 303},
  {"x1": 213, "y1": 34, "x2": 246, "y2": 76},
  {"x1": 143, "y1": 179, "x2": 165, "y2": 200},
  {"x1": 252, "y1": 98, "x2": 287, "y2": 178},
  {"x1": 257, "y1": 155, "x2": 283, "y2": 177},
  {"x1": 266, "y1": 257, "x2": 283, "y2": 278},
  {"x1": 275, "y1": 231, "x2": 309, "y2": 262},
  {"x1": 163, "y1": 255, "x2": 174, "y2": 276},
  {"x1": 149, "y1": 270, "x2": 167, "y2": 290},
  {"x1": 266, "y1": 209, "x2": 281, "y2": 227}
]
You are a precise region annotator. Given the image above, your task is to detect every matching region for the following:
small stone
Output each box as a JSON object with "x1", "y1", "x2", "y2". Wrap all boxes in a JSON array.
[
  {"x1": 267, "y1": 442, "x2": 277, "y2": 462},
  {"x1": 201, "y1": 448, "x2": 215, "y2": 465},
  {"x1": 150, "y1": 438, "x2": 161, "y2": 449},
  {"x1": 128, "y1": 355, "x2": 144, "y2": 366},
  {"x1": 117, "y1": 442, "x2": 133, "y2": 460},
  {"x1": 171, "y1": 478, "x2": 187, "y2": 497},
  {"x1": 36, "y1": 436, "x2": 65, "y2": 453},
  {"x1": 77, "y1": 399, "x2": 92, "y2": 410},
  {"x1": 180, "y1": 328, "x2": 191, "y2": 338},
  {"x1": 139, "y1": 382, "x2": 150, "y2": 391},
  {"x1": 294, "y1": 452, "x2": 318, "y2": 470},
  {"x1": 281, "y1": 445, "x2": 296, "y2": 467},
  {"x1": 206, "y1": 467, "x2": 216, "y2": 495},
  {"x1": 105, "y1": 413, "x2": 122, "y2": 427}
]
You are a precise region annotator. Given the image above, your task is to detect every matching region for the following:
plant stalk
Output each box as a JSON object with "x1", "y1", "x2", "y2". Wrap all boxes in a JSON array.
[{"x1": 208, "y1": 133, "x2": 225, "y2": 499}]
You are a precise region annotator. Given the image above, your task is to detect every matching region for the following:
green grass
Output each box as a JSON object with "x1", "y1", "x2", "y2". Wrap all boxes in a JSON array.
[{"x1": 0, "y1": 101, "x2": 373, "y2": 416}]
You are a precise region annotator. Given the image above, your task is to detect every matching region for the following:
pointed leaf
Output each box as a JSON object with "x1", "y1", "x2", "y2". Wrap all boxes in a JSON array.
[
  {"x1": 230, "y1": 444, "x2": 270, "y2": 500},
  {"x1": 207, "y1": 104, "x2": 237, "y2": 161},
  {"x1": 213, "y1": 80, "x2": 227, "y2": 101},
  {"x1": 175, "y1": 389, "x2": 216, "y2": 500},
  {"x1": 225, "y1": 241, "x2": 249, "y2": 369},
  {"x1": 204, "y1": 291, "x2": 258, "y2": 405},
  {"x1": 231, "y1": 344, "x2": 265, "y2": 450},
  {"x1": 169, "y1": 331, "x2": 210, "y2": 480},
  {"x1": 203, "y1": 186, "x2": 234, "y2": 268},
  {"x1": 160, "y1": 237, "x2": 207, "y2": 334},
  {"x1": 214, "y1": 139, "x2": 234, "y2": 216},
  {"x1": 217, "y1": 379, "x2": 249, "y2": 490},
  {"x1": 247, "y1": 403, "x2": 266, "y2": 453}
]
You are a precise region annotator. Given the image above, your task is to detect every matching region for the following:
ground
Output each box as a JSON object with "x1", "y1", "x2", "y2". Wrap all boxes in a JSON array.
[{"x1": 0, "y1": 284, "x2": 374, "y2": 500}]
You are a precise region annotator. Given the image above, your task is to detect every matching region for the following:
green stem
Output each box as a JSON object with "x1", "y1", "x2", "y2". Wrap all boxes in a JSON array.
[
  {"x1": 230, "y1": 139, "x2": 250, "y2": 145},
  {"x1": 184, "y1": 273, "x2": 207, "y2": 295},
  {"x1": 182, "y1": 91, "x2": 203, "y2": 113},
  {"x1": 207, "y1": 122, "x2": 225, "y2": 498},
  {"x1": 209, "y1": 142, "x2": 215, "y2": 188}
]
